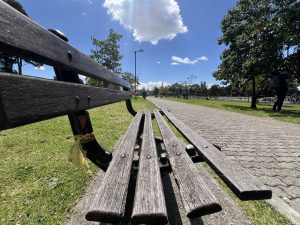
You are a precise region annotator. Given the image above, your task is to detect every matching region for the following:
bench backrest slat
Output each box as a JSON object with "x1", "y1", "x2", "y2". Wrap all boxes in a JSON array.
[
  {"x1": 0, "y1": 73, "x2": 131, "y2": 130},
  {"x1": 0, "y1": 1, "x2": 130, "y2": 89}
]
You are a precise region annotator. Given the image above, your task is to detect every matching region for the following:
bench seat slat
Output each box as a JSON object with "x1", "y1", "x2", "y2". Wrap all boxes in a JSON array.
[
  {"x1": 131, "y1": 112, "x2": 168, "y2": 225},
  {"x1": 161, "y1": 108, "x2": 272, "y2": 200},
  {"x1": 0, "y1": 73, "x2": 131, "y2": 130},
  {"x1": 85, "y1": 111, "x2": 143, "y2": 223},
  {"x1": 154, "y1": 110, "x2": 221, "y2": 218},
  {"x1": 0, "y1": 1, "x2": 130, "y2": 89}
]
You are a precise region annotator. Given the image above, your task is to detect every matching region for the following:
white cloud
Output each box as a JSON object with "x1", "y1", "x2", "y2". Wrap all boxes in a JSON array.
[
  {"x1": 35, "y1": 66, "x2": 45, "y2": 71},
  {"x1": 197, "y1": 56, "x2": 208, "y2": 61},
  {"x1": 172, "y1": 56, "x2": 198, "y2": 65},
  {"x1": 171, "y1": 55, "x2": 208, "y2": 65},
  {"x1": 157, "y1": 61, "x2": 161, "y2": 64},
  {"x1": 82, "y1": 12, "x2": 86, "y2": 16},
  {"x1": 138, "y1": 81, "x2": 171, "y2": 91},
  {"x1": 103, "y1": 0, "x2": 187, "y2": 44}
]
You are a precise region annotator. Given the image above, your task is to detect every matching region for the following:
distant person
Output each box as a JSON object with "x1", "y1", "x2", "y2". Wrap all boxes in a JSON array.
[{"x1": 272, "y1": 70, "x2": 290, "y2": 111}]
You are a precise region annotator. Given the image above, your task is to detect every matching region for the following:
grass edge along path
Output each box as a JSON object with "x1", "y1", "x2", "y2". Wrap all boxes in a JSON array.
[
  {"x1": 0, "y1": 98, "x2": 155, "y2": 225},
  {"x1": 165, "y1": 97, "x2": 300, "y2": 125}
]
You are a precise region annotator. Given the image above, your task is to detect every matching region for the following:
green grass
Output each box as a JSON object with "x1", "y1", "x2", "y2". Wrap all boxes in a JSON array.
[
  {"x1": 165, "y1": 98, "x2": 300, "y2": 124},
  {"x1": 0, "y1": 98, "x2": 155, "y2": 225}
]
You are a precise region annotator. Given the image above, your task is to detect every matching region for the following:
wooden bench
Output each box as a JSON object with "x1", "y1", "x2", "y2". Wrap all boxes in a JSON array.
[{"x1": 0, "y1": 2, "x2": 272, "y2": 225}]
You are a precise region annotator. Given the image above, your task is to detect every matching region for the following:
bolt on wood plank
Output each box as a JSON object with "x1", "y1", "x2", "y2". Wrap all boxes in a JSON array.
[
  {"x1": 154, "y1": 110, "x2": 222, "y2": 218},
  {"x1": 85, "y1": 111, "x2": 143, "y2": 223},
  {"x1": 131, "y1": 112, "x2": 168, "y2": 225},
  {"x1": 0, "y1": 73, "x2": 131, "y2": 130}
]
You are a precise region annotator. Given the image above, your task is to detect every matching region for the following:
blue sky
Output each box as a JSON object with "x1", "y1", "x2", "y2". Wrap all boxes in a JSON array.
[{"x1": 18, "y1": 0, "x2": 237, "y2": 89}]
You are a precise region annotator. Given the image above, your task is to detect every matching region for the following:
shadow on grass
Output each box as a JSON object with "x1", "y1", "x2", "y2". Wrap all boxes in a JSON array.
[{"x1": 221, "y1": 104, "x2": 300, "y2": 119}]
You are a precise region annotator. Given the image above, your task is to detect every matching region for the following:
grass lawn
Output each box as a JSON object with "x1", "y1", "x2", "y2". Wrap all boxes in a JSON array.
[
  {"x1": 0, "y1": 98, "x2": 155, "y2": 225},
  {"x1": 165, "y1": 98, "x2": 300, "y2": 125},
  {"x1": 0, "y1": 97, "x2": 292, "y2": 225}
]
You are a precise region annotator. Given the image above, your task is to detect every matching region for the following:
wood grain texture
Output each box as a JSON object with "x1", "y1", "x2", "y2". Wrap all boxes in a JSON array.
[
  {"x1": 0, "y1": 73, "x2": 131, "y2": 130},
  {"x1": 0, "y1": 1, "x2": 130, "y2": 88},
  {"x1": 154, "y1": 110, "x2": 221, "y2": 218},
  {"x1": 131, "y1": 112, "x2": 168, "y2": 225},
  {"x1": 85, "y1": 111, "x2": 143, "y2": 223},
  {"x1": 161, "y1": 108, "x2": 272, "y2": 200}
]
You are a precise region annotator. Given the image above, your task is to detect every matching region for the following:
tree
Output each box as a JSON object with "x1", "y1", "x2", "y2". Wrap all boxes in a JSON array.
[
  {"x1": 0, "y1": 0, "x2": 41, "y2": 74},
  {"x1": 214, "y1": 0, "x2": 300, "y2": 108},
  {"x1": 153, "y1": 87, "x2": 159, "y2": 97},
  {"x1": 87, "y1": 29, "x2": 123, "y2": 87},
  {"x1": 120, "y1": 72, "x2": 139, "y2": 87},
  {"x1": 209, "y1": 85, "x2": 225, "y2": 97}
]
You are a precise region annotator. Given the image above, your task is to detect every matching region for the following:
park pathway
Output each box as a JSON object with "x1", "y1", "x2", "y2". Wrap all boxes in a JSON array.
[{"x1": 149, "y1": 98, "x2": 300, "y2": 224}]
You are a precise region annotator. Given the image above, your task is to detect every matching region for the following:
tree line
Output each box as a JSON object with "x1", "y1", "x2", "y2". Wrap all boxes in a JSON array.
[{"x1": 147, "y1": 81, "x2": 299, "y2": 99}]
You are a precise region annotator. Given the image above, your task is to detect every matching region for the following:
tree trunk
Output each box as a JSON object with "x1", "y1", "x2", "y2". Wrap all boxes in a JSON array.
[{"x1": 251, "y1": 75, "x2": 257, "y2": 109}]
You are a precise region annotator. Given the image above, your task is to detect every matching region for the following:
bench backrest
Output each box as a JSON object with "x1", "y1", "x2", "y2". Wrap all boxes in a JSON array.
[{"x1": 0, "y1": 1, "x2": 132, "y2": 131}]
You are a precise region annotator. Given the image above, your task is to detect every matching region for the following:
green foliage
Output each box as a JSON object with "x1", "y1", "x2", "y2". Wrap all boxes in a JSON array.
[
  {"x1": 120, "y1": 71, "x2": 138, "y2": 86},
  {"x1": 142, "y1": 89, "x2": 147, "y2": 99},
  {"x1": 87, "y1": 29, "x2": 123, "y2": 87},
  {"x1": 214, "y1": 0, "x2": 300, "y2": 108}
]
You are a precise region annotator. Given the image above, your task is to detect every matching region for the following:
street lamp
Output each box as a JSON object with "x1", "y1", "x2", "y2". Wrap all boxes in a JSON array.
[{"x1": 134, "y1": 49, "x2": 144, "y2": 97}]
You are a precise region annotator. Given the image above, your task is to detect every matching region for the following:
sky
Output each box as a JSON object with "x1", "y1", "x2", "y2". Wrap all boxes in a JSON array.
[{"x1": 17, "y1": 0, "x2": 237, "y2": 90}]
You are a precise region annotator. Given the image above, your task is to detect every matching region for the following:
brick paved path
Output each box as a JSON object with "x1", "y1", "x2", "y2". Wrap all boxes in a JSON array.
[{"x1": 150, "y1": 98, "x2": 300, "y2": 223}]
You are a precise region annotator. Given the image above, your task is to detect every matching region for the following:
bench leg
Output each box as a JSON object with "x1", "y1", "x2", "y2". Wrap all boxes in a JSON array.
[
  {"x1": 68, "y1": 111, "x2": 112, "y2": 171},
  {"x1": 126, "y1": 99, "x2": 137, "y2": 116}
]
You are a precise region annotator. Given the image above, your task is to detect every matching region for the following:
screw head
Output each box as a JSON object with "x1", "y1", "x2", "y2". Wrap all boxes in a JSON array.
[
  {"x1": 147, "y1": 155, "x2": 151, "y2": 159},
  {"x1": 67, "y1": 51, "x2": 72, "y2": 61},
  {"x1": 172, "y1": 143, "x2": 177, "y2": 147},
  {"x1": 203, "y1": 145, "x2": 208, "y2": 148},
  {"x1": 176, "y1": 152, "x2": 181, "y2": 155},
  {"x1": 121, "y1": 154, "x2": 125, "y2": 158}
]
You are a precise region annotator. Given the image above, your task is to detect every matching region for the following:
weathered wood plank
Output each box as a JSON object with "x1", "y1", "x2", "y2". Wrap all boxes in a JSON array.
[
  {"x1": 154, "y1": 110, "x2": 221, "y2": 218},
  {"x1": 161, "y1": 108, "x2": 272, "y2": 200},
  {"x1": 131, "y1": 112, "x2": 168, "y2": 225},
  {"x1": 85, "y1": 111, "x2": 143, "y2": 223},
  {"x1": 0, "y1": 73, "x2": 131, "y2": 130},
  {"x1": 0, "y1": 1, "x2": 130, "y2": 89}
]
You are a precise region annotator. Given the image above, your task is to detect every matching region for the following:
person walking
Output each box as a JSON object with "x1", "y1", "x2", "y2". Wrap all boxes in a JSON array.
[{"x1": 272, "y1": 70, "x2": 290, "y2": 111}]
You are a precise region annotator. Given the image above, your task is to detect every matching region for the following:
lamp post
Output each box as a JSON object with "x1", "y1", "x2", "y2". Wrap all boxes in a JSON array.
[{"x1": 134, "y1": 49, "x2": 144, "y2": 97}]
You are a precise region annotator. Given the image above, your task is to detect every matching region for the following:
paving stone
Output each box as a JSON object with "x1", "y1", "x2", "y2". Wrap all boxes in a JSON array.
[
  {"x1": 285, "y1": 186, "x2": 300, "y2": 199},
  {"x1": 150, "y1": 98, "x2": 300, "y2": 221},
  {"x1": 259, "y1": 175, "x2": 287, "y2": 187}
]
